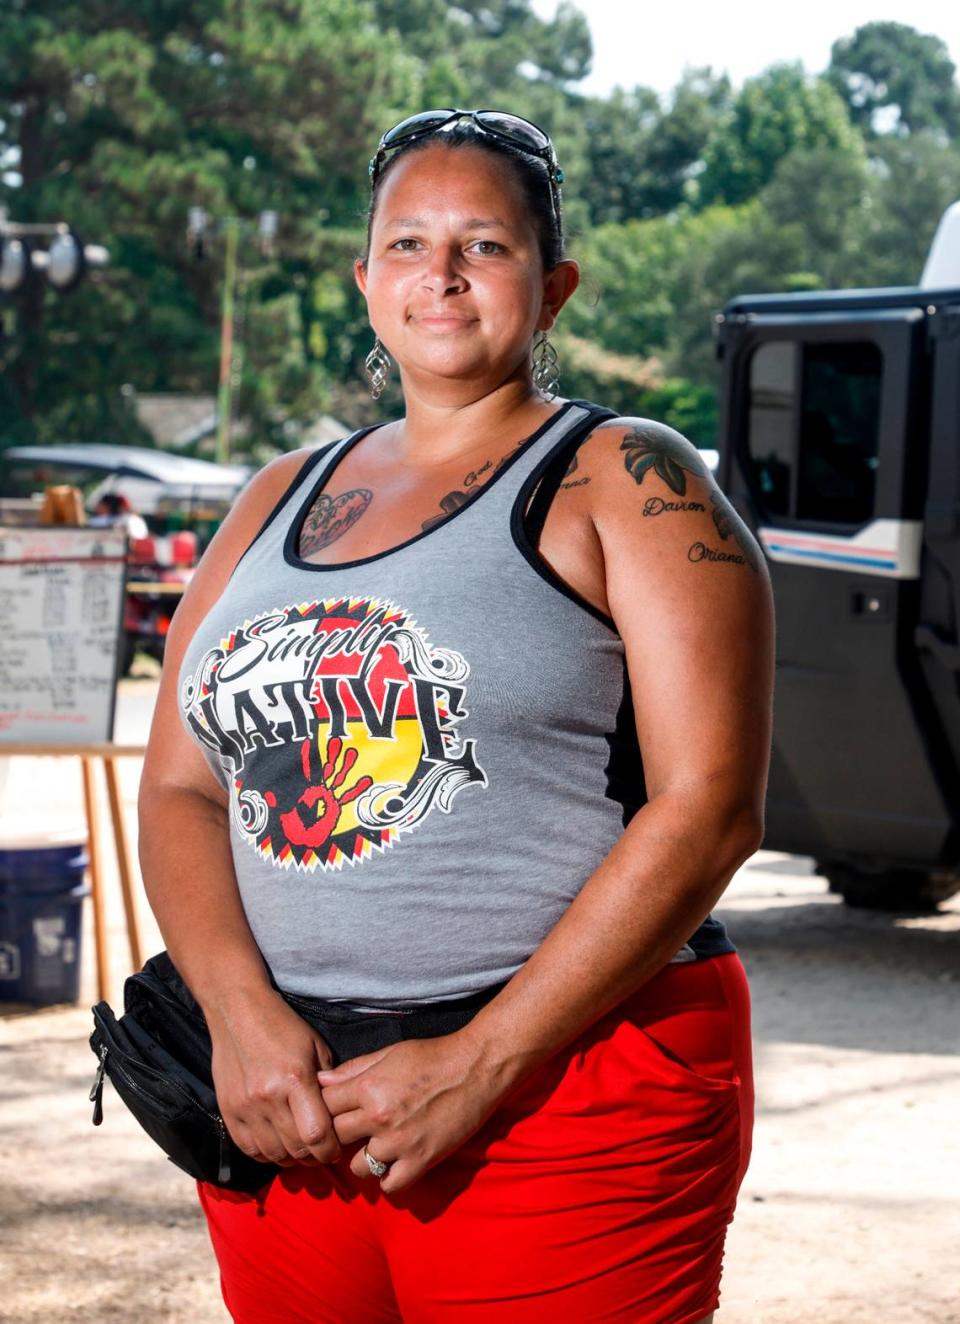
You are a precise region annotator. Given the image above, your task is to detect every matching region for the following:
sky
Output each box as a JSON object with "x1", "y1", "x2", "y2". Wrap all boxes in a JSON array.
[{"x1": 530, "y1": 0, "x2": 960, "y2": 99}]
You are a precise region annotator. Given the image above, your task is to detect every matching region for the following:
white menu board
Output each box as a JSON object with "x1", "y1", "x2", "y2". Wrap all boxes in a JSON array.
[{"x1": 0, "y1": 526, "x2": 127, "y2": 745}]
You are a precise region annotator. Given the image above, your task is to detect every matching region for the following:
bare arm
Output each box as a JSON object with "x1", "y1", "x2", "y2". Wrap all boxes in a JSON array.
[
  {"x1": 138, "y1": 450, "x2": 342, "y2": 1168},
  {"x1": 318, "y1": 418, "x2": 774, "y2": 1190},
  {"x1": 457, "y1": 419, "x2": 773, "y2": 1079}
]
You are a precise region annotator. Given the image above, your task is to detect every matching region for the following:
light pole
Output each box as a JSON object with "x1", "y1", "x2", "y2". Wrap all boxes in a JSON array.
[{"x1": 187, "y1": 208, "x2": 278, "y2": 466}]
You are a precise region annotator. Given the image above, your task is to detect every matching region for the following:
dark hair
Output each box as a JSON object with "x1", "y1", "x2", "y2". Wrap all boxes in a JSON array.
[
  {"x1": 96, "y1": 492, "x2": 127, "y2": 516},
  {"x1": 364, "y1": 123, "x2": 564, "y2": 270}
]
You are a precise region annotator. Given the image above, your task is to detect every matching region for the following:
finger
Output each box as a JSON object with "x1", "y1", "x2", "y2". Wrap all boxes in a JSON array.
[
  {"x1": 350, "y1": 1141, "x2": 396, "y2": 1182},
  {"x1": 329, "y1": 1107, "x2": 373, "y2": 1146},
  {"x1": 223, "y1": 1117, "x2": 267, "y2": 1163},
  {"x1": 288, "y1": 1089, "x2": 341, "y2": 1162},
  {"x1": 379, "y1": 1158, "x2": 421, "y2": 1195},
  {"x1": 300, "y1": 737, "x2": 312, "y2": 781},
  {"x1": 317, "y1": 1055, "x2": 393, "y2": 1116},
  {"x1": 242, "y1": 1116, "x2": 296, "y2": 1166},
  {"x1": 339, "y1": 774, "x2": 373, "y2": 805},
  {"x1": 312, "y1": 1034, "x2": 335, "y2": 1072},
  {"x1": 322, "y1": 736, "x2": 342, "y2": 781},
  {"x1": 316, "y1": 1046, "x2": 391, "y2": 1084},
  {"x1": 329, "y1": 743, "x2": 358, "y2": 790}
]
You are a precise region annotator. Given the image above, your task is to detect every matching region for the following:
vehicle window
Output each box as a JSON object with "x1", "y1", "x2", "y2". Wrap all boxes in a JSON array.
[
  {"x1": 796, "y1": 343, "x2": 881, "y2": 524},
  {"x1": 746, "y1": 339, "x2": 882, "y2": 526},
  {"x1": 747, "y1": 341, "x2": 797, "y2": 517}
]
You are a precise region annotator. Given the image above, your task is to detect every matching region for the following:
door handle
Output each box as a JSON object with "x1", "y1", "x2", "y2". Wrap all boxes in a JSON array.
[{"x1": 849, "y1": 587, "x2": 891, "y2": 619}]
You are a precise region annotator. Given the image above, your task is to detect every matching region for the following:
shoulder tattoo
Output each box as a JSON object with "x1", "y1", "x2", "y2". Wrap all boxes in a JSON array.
[
  {"x1": 707, "y1": 489, "x2": 759, "y2": 572},
  {"x1": 620, "y1": 424, "x2": 708, "y2": 497}
]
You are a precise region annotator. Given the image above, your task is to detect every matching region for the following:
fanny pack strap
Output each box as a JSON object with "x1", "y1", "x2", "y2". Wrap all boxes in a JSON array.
[{"x1": 284, "y1": 980, "x2": 509, "y2": 1060}]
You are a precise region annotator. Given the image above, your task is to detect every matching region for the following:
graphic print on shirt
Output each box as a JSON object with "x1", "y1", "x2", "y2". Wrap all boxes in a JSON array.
[{"x1": 180, "y1": 597, "x2": 487, "y2": 871}]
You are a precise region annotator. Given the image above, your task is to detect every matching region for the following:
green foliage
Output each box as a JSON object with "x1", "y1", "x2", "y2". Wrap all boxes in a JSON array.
[
  {"x1": 828, "y1": 22, "x2": 960, "y2": 137},
  {"x1": 0, "y1": 5, "x2": 958, "y2": 454},
  {"x1": 576, "y1": 70, "x2": 732, "y2": 223},
  {"x1": 697, "y1": 64, "x2": 861, "y2": 208}
]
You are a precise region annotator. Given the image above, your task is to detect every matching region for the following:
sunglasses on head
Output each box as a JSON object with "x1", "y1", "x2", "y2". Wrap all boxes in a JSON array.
[{"x1": 369, "y1": 108, "x2": 565, "y2": 238}]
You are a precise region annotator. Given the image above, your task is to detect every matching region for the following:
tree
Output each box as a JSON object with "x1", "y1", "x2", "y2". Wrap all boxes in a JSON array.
[
  {"x1": 697, "y1": 64, "x2": 860, "y2": 208},
  {"x1": 758, "y1": 142, "x2": 870, "y2": 289},
  {"x1": 576, "y1": 87, "x2": 662, "y2": 224},
  {"x1": 828, "y1": 22, "x2": 960, "y2": 138},
  {"x1": 0, "y1": 0, "x2": 601, "y2": 449},
  {"x1": 575, "y1": 70, "x2": 732, "y2": 224},
  {"x1": 851, "y1": 134, "x2": 960, "y2": 287},
  {"x1": 0, "y1": 0, "x2": 411, "y2": 447}
]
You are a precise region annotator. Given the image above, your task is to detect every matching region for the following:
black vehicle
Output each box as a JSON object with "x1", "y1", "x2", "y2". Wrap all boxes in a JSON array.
[{"x1": 715, "y1": 203, "x2": 960, "y2": 910}]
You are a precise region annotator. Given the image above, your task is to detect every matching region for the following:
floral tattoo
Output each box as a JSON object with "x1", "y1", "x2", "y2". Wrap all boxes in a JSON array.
[{"x1": 620, "y1": 425, "x2": 708, "y2": 496}]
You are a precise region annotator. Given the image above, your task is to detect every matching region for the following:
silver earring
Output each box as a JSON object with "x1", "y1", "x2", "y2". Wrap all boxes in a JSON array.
[
  {"x1": 532, "y1": 331, "x2": 560, "y2": 401},
  {"x1": 364, "y1": 337, "x2": 392, "y2": 400}
]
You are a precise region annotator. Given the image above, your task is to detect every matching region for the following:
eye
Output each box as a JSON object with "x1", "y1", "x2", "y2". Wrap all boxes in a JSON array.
[
  {"x1": 469, "y1": 240, "x2": 505, "y2": 255},
  {"x1": 389, "y1": 237, "x2": 422, "y2": 252}
]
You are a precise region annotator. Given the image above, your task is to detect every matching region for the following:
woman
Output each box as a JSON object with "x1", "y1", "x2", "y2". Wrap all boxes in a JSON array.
[{"x1": 140, "y1": 108, "x2": 774, "y2": 1323}]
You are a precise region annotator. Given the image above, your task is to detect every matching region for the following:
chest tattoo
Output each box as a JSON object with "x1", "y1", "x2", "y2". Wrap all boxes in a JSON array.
[
  {"x1": 420, "y1": 433, "x2": 532, "y2": 532},
  {"x1": 300, "y1": 488, "x2": 373, "y2": 556}
]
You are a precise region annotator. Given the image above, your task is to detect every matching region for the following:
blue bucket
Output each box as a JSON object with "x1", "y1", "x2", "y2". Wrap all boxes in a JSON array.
[{"x1": 0, "y1": 841, "x2": 89, "y2": 1005}]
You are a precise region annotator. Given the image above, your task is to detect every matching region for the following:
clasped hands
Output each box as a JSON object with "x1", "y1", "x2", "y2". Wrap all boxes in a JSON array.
[
  {"x1": 317, "y1": 1034, "x2": 503, "y2": 1193},
  {"x1": 210, "y1": 995, "x2": 509, "y2": 1194}
]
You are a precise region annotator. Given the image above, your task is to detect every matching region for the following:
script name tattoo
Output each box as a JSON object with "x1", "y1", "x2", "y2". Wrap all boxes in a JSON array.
[
  {"x1": 299, "y1": 489, "x2": 373, "y2": 556},
  {"x1": 688, "y1": 541, "x2": 747, "y2": 566},
  {"x1": 642, "y1": 495, "x2": 705, "y2": 516},
  {"x1": 421, "y1": 433, "x2": 531, "y2": 531},
  {"x1": 620, "y1": 424, "x2": 708, "y2": 496},
  {"x1": 560, "y1": 450, "x2": 590, "y2": 490}
]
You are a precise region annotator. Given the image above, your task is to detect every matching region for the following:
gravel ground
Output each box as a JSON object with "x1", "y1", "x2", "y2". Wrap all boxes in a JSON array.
[{"x1": 1, "y1": 676, "x2": 958, "y2": 1323}]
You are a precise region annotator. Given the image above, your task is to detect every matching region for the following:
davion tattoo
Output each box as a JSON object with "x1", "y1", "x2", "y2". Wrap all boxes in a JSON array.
[
  {"x1": 642, "y1": 495, "x2": 705, "y2": 516},
  {"x1": 710, "y1": 490, "x2": 759, "y2": 572},
  {"x1": 620, "y1": 425, "x2": 707, "y2": 496},
  {"x1": 300, "y1": 489, "x2": 372, "y2": 556}
]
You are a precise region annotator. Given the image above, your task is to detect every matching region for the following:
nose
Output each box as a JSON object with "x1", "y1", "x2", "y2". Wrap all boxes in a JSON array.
[{"x1": 422, "y1": 242, "x2": 467, "y2": 294}]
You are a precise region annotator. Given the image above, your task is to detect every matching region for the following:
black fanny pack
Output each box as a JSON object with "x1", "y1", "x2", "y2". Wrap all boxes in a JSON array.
[{"x1": 89, "y1": 951, "x2": 505, "y2": 1195}]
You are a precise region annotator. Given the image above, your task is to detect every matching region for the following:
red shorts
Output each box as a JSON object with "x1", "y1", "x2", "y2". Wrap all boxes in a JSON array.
[{"x1": 199, "y1": 953, "x2": 753, "y2": 1324}]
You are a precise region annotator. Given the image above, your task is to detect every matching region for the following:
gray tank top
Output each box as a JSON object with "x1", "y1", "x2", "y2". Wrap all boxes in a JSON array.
[{"x1": 178, "y1": 400, "x2": 734, "y2": 1006}]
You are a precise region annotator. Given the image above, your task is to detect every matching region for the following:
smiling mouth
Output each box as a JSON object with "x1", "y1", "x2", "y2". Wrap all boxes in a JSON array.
[{"x1": 411, "y1": 314, "x2": 477, "y2": 330}]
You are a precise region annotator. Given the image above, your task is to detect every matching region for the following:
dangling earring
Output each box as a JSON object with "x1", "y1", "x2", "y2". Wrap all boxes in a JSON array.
[
  {"x1": 532, "y1": 330, "x2": 560, "y2": 401},
  {"x1": 364, "y1": 337, "x2": 392, "y2": 400}
]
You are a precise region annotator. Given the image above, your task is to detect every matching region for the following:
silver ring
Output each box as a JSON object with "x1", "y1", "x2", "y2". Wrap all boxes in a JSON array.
[{"x1": 363, "y1": 1146, "x2": 390, "y2": 1179}]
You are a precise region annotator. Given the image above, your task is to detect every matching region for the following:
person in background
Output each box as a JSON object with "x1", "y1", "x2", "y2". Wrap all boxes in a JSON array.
[
  {"x1": 138, "y1": 107, "x2": 775, "y2": 1323},
  {"x1": 89, "y1": 491, "x2": 149, "y2": 542}
]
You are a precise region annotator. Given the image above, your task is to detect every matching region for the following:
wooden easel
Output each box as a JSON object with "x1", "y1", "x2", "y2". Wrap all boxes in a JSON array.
[{"x1": 1, "y1": 743, "x2": 146, "y2": 1001}]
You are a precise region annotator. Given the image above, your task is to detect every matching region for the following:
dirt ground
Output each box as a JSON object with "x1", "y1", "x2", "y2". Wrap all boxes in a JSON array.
[{"x1": 1, "y1": 678, "x2": 959, "y2": 1323}]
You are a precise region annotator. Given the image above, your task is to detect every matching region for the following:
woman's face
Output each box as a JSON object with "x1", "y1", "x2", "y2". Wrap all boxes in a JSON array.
[{"x1": 356, "y1": 143, "x2": 578, "y2": 394}]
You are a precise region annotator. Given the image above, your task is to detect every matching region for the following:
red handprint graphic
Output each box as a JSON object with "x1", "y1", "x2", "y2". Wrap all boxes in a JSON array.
[{"x1": 274, "y1": 735, "x2": 374, "y2": 849}]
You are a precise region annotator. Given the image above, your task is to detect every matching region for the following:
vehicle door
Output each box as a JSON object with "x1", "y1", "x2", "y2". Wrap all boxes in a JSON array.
[{"x1": 718, "y1": 308, "x2": 957, "y2": 866}]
